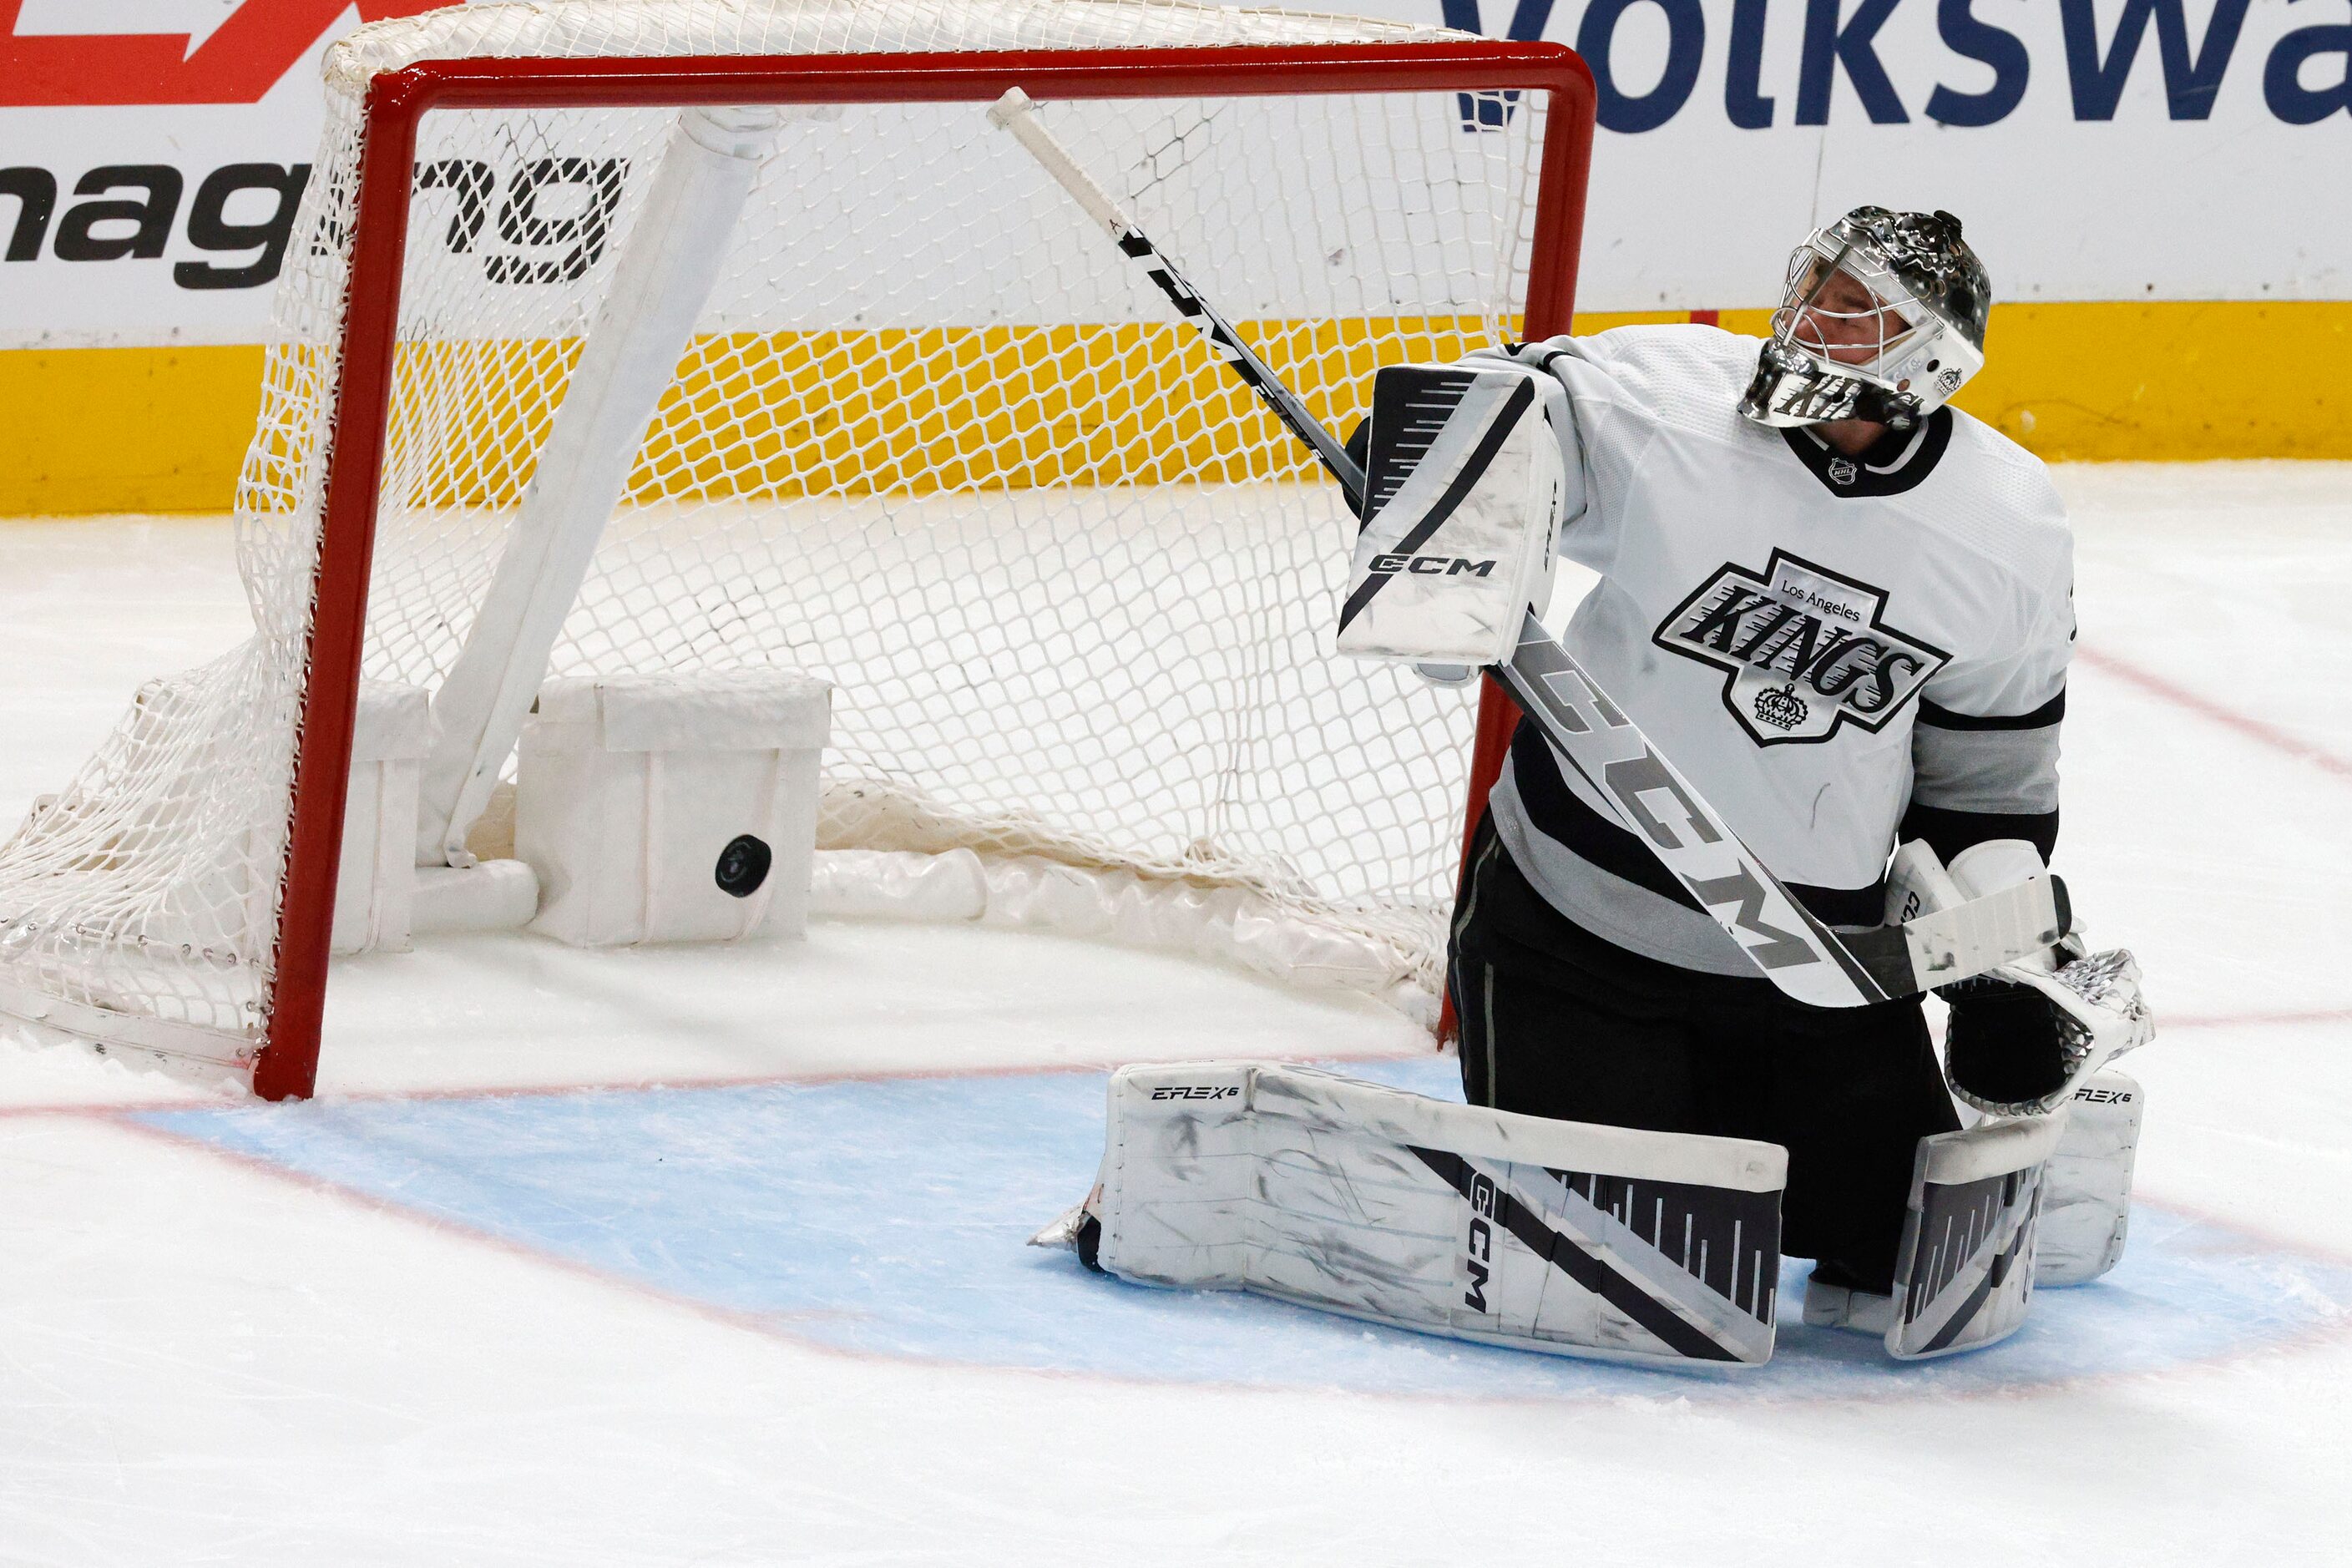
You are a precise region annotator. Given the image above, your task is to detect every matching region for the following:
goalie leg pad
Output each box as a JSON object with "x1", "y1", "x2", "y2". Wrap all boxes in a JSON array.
[
  {"x1": 1335, "y1": 364, "x2": 1568, "y2": 669},
  {"x1": 1886, "y1": 1112, "x2": 2066, "y2": 1360},
  {"x1": 1067, "y1": 1062, "x2": 1789, "y2": 1368},
  {"x1": 2037, "y1": 1071, "x2": 2142, "y2": 1287}
]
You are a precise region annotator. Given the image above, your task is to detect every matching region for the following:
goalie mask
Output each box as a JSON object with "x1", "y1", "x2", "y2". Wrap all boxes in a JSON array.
[{"x1": 1737, "y1": 206, "x2": 1990, "y2": 432}]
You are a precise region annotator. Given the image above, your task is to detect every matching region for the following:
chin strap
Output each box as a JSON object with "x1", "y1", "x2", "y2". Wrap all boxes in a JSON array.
[{"x1": 1737, "y1": 340, "x2": 1925, "y2": 432}]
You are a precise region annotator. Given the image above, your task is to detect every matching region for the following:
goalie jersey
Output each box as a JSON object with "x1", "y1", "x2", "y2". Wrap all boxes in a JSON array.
[{"x1": 1476, "y1": 326, "x2": 2073, "y2": 978}]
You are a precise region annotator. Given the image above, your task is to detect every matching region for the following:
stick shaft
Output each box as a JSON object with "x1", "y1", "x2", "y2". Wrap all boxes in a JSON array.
[
  {"x1": 1494, "y1": 613, "x2": 1885, "y2": 1004},
  {"x1": 990, "y1": 89, "x2": 1364, "y2": 509}
]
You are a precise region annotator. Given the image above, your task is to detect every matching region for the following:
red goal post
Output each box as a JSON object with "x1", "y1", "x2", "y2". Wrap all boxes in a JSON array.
[{"x1": 253, "y1": 42, "x2": 1592, "y2": 1100}]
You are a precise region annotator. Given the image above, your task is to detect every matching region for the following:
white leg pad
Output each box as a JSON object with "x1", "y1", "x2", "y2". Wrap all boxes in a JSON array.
[
  {"x1": 1888, "y1": 1112, "x2": 2066, "y2": 1359},
  {"x1": 2037, "y1": 1071, "x2": 2143, "y2": 1286},
  {"x1": 1078, "y1": 1062, "x2": 1789, "y2": 1368}
]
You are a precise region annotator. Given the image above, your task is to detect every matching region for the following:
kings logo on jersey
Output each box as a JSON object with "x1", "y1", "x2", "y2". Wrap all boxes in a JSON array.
[{"x1": 1654, "y1": 551, "x2": 1949, "y2": 746}]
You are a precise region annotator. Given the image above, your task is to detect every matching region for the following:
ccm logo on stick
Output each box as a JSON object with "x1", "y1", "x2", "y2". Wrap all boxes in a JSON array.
[
  {"x1": 1369, "y1": 554, "x2": 1496, "y2": 577},
  {"x1": 1148, "y1": 1085, "x2": 1239, "y2": 1101}
]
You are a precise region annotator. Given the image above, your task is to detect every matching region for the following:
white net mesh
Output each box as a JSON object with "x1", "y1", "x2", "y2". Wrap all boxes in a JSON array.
[{"x1": 0, "y1": 0, "x2": 1555, "y2": 1065}]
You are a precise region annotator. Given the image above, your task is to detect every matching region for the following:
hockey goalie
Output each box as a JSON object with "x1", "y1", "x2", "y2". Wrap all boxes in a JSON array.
[{"x1": 1038, "y1": 201, "x2": 2154, "y2": 1365}]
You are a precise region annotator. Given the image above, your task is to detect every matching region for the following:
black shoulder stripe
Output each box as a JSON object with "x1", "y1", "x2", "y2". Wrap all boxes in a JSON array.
[
  {"x1": 1899, "y1": 803, "x2": 2059, "y2": 865},
  {"x1": 1510, "y1": 724, "x2": 1693, "y2": 908},
  {"x1": 1917, "y1": 689, "x2": 2066, "y2": 731}
]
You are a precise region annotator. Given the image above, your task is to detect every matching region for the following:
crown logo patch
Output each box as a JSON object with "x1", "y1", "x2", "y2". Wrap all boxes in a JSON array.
[{"x1": 1753, "y1": 682, "x2": 1809, "y2": 731}]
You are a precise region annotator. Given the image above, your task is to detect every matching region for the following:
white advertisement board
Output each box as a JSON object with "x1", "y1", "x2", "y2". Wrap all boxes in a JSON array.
[
  {"x1": 1373, "y1": 0, "x2": 2351, "y2": 308},
  {"x1": 0, "y1": 0, "x2": 2345, "y2": 346}
]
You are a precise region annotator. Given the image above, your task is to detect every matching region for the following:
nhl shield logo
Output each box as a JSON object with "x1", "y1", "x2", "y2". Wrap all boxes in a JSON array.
[{"x1": 1654, "y1": 550, "x2": 1950, "y2": 746}]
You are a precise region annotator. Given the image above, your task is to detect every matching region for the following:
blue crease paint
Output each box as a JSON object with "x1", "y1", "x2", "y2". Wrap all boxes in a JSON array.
[{"x1": 141, "y1": 1059, "x2": 2352, "y2": 1401}]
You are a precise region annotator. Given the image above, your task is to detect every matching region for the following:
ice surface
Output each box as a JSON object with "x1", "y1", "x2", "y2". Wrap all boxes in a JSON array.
[
  {"x1": 137, "y1": 1059, "x2": 2352, "y2": 1399},
  {"x1": 2, "y1": 463, "x2": 2349, "y2": 1563}
]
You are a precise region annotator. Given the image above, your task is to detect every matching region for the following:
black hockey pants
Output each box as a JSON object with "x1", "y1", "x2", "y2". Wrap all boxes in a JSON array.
[{"x1": 1447, "y1": 816, "x2": 1960, "y2": 1294}]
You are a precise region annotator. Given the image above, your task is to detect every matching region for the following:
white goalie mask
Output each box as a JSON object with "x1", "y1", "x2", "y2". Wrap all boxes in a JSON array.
[{"x1": 1738, "y1": 206, "x2": 1991, "y2": 432}]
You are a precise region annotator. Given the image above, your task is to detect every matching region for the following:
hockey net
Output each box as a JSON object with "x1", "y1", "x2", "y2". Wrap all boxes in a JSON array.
[{"x1": 0, "y1": 0, "x2": 1586, "y2": 1095}]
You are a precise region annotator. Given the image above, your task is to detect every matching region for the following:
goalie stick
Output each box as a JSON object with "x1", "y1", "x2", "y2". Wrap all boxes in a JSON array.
[
  {"x1": 987, "y1": 89, "x2": 1363, "y2": 509},
  {"x1": 989, "y1": 89, "x2": 2065, "y2": 1008}
]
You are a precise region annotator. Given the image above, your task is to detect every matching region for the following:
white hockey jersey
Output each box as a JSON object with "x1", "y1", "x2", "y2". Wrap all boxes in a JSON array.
[{"x1": 1476, "y1": 326, "x2": 2073, "y2": 979}]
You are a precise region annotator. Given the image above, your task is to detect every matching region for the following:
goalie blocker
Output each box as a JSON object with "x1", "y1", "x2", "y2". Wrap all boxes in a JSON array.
[{"x1": 1336, "y1": 363, "x2": 1567, "y2": 670}]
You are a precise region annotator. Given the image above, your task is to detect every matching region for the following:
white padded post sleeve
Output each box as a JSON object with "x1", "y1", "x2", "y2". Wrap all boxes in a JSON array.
[
  {"x1": 417, "y1": 104, "x2": 789, "y2": 867},
  {"x1": 330, "y1": 680, "x2": 431, "y2": 954}
]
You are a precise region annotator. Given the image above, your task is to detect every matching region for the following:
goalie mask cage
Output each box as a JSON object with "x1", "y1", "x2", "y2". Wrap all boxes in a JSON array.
[{"x1": 0, "y1": 1, "x2": 1591, "y2": 1100}]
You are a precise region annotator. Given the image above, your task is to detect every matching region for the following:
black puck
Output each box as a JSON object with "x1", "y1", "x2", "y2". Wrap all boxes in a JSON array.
[{"x1": 713, "y1": 833, "x2": 772, "y2": 898}]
